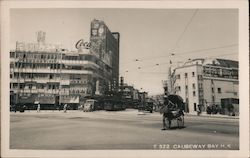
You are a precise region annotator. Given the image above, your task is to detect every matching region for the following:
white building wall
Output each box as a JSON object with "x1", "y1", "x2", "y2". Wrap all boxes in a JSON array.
[
  {"x1": 172, "y1": 58, "x2": 239, "y2": 114},
  {"x1": 174, "y1": 64, "x2": 201, "y2": 113},
  {"x1": 203, "y1": 77, "x2": 238, "y2": 105}
]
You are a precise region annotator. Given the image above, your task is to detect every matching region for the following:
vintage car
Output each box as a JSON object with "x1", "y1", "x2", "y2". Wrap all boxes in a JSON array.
[{"x1": 83, "y1": 99, "x2": 98, "y2": 112}]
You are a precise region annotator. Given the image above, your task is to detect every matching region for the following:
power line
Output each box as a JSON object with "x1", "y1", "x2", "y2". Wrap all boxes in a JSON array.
[
  {"x1": 172, "y1": 9, "x2": 199, "y2": 51},
  {"x1": 127, "y1": 43, "x2": 238, "y2": 62},
  {"x1": 139, "y1": 72, "x2": 168, "y2": 74},
  {"x1": 174, "y1": 44, "x2": 238, "y2": 56},
  {"x1": 121, "y1": 52, "x2": 238, "y2": 72},
  {"x1": 205, "y1": 52, "x2": 237, "y2": 59}
]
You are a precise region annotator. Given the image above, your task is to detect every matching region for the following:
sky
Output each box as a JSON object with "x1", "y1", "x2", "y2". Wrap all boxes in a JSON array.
[{"x1": 10, "y1": 9, "x2": 238, "y2": 95}]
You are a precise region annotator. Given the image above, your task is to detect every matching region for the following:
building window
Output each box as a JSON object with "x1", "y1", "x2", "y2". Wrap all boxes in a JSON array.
[
  {"x1": 10, "y1": 63, "x2": 14, "y2": 68},
  {"x1": 211, "y1": 80, "x2": 214, "y2": 84},
  {"x1": 192, "y1": 72, "x2": 195, "y2": 77},
  {"x1": 218, "y1": 88, "x2": 221, "y2": 93},
  {"x1": 212, "y1": 87, "x2": 214, "y2": 93},
  {"x1": 193, "y1": 91, "x2": 196, "y2": 96},
  {"x1": 176, "y1": 86, "x2": 181, "y2": 91},
  {"x1": 29, "y1": 85, "x2": 32, "y2": 89},
  {"x1": 185, "y1": 73, "x2": 188, "y2": 78},
  {"x1": 212, "y1": 96, "x2": 215, "y2": 102},
  {"x1": 194, "y1": 103, "x2": 197, "y2": 111},
  {"x1": 176, "y1": 74, "x2": 180, "y2": 79},
  {"x1": 192, "y1": 83, "x2": 196, "y2": 89},
  {"x1": 185, "y1": 85, "x2": 188, "y2": 89},
  {"x1": 199, "y1": 83, "x2": 203, "y2": 89}
]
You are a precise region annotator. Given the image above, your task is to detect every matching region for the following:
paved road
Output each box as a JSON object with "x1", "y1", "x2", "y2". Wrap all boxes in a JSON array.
[{"x1": 10, "y1": 109, "x2": 239, "y2": 150}]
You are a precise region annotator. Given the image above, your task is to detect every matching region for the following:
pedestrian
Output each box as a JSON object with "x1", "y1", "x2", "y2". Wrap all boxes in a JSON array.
[
  {"x1": 162, "y1": 112, "x2": 167, "y2": 130},
  {"x1": 13, "y1": 104, "x2": 17, "y2": 113},
  {"x1": 63, "y1": 104, "x2": 67, "y2": 113},
  {"x1": 80, "y1": 104, "x2": 84, "y2": 111},
  {"x1": 58, "y1": 104, "x2": 61, "y2": 111},
  {"x1": 197, "y1": 104, "x2": 201, "y2": 116},
  {"x1": 37, "y1": 103, "x2": 40, "y2": 112},
  {"x1": 161, "y1": 95, "x2": 169, "y2": 130}
]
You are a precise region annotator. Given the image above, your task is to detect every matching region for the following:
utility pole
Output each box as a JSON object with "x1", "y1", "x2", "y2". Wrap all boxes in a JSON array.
[{"x1": 168, "y1": 53, "x2": 175, "y2": 95}]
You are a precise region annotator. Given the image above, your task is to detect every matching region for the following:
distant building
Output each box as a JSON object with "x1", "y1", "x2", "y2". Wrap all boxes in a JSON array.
[
  {"x1": 119, "y1": 77, "x2": 144, "y2": 108},
  {"x1": 171, "y1": 58, "x2": 238, "y2": 114}
]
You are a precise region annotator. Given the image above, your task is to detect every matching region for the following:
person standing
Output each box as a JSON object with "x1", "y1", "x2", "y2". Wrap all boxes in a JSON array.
[
  {"x1": 14, "y1": 104, "x2": 17, "y2": 113},
  {"x1": 161, "y1": 96, "x2": 169, "y2": 130},
  {"x1": 63, "y1": 104, "x2": 67, "y2": 113},
  {"x1": 37, "y1": 103, "x2": 40, "y2": 112}
]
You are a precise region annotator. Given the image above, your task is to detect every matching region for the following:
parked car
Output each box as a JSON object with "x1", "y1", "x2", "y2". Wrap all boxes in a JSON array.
[
  {"x1": 145, "y1": 101, "x2": 153, "y2": 113},
  {"x1": 138, "y1": 101, "x2": 153, "y2": 113},
  {"x1": 83, "y1": 99, "x2": 98, "y2": 112}
]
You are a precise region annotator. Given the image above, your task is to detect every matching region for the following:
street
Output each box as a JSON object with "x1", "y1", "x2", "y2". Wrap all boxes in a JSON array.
[{"x1": 10, "y1": 109, "x2": 239, "y2": 150}]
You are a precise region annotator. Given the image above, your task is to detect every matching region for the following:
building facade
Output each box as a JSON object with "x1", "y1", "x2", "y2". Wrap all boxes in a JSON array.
[
  {"x1": 172, "y1": 58, "x2": 239, "y2": 114},
  {"x1": 90, "y1": 19, "x2": 120, "y2": 92},
  {"x1": 10, "y1": 20, "x2": 120, "y2": 109}
]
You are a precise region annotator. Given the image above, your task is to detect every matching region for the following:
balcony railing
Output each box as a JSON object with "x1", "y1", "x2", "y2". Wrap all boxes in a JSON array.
[{"x1": 11, "y1": 78, "x2": 61, "y2": 83}]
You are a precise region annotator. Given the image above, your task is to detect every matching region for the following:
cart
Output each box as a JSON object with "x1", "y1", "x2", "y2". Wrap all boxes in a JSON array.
[{"x1": 160, "y1": 95, "x2": 185, "y2": 129}]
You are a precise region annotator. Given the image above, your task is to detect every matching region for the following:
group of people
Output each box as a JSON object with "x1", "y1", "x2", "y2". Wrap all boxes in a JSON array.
[{"x1": 36, "y1": 103, "x2": 68, "y2": 113}]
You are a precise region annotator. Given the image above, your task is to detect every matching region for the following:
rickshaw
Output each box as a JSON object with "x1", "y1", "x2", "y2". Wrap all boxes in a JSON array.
[{"x1": 160, "y1": 95, "x2": 185, "y2": 129}]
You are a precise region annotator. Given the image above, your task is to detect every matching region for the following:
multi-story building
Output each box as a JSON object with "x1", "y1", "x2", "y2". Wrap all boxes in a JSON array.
[
  {"x1": 171, "y1": 58, "x2": 238, "y2": 114},
  {"x1": 90, "y1": 19, "x2": 120, "y2": 92},
  {"x1": 10, "y1": 19, "x2": 120, "y2": 109}
]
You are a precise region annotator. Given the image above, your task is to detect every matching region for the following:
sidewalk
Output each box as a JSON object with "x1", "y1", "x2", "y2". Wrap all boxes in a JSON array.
[{"x1": 185, "y1": 112, "x2": 239, "y2": 119}]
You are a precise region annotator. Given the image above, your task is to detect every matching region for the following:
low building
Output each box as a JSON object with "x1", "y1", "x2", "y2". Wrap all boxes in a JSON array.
[{"x1": 171, "y1": 58, "x2": 238, "y2": 114}]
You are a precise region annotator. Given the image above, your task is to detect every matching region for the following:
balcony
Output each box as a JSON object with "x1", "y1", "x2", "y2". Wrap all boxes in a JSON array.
[
  {"x1": 11, "y1": 78, "x2": 61, "y2": 83},
  {"x1": 60, "y1": 69, "x2": 93, "y2": 75},
  {"x1": 13, "y1": 68, "x2": 61, "y2": 73},
  {"x1": 62, "y1": 60, "x2": 99, "y2": 68}
]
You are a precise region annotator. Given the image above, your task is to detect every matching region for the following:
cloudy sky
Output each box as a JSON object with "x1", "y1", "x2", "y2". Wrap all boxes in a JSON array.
[{"x1": 10, "y1": 9, "x2": 238, "y2": 95}]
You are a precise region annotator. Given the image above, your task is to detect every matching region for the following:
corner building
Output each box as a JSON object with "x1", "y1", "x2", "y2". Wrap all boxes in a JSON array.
[
  {"x1": 10, "y1": 21, "x2": 120, "y2": 109},
  {"x1": 172, "y1": 58, "x2": 238, "y2": 114}
]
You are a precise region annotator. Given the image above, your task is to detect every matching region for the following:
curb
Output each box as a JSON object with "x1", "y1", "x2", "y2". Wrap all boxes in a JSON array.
[{"x1": 185, "y1": 113, "x2": 239, "y2": 119}]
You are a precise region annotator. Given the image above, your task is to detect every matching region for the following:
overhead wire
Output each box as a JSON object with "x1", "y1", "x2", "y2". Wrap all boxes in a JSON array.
[
  {"x1": 122, "y1": 52, "x2": 238, "y2": 74},
  {"x1": 120, "y1": 9, "x2": 199, "y2": 66},
  {"x1": 172, "y1": 9, "x2": 199, "y2": 52},
  {"x1": 121, "y1": 9, "x2": 237, "y2": 79},
  {"x1": 127, "y1": 43, "x2": 238, "y2": 62}
]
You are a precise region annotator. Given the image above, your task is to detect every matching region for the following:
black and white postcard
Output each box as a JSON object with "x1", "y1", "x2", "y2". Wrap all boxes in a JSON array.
[{"x1": 0, "y1": 0, "x2": 249, "y2": 158}]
